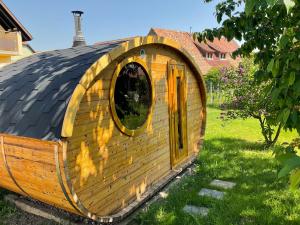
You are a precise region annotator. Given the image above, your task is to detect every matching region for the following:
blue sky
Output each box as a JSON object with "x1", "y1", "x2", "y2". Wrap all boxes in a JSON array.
[{"x1": 5, "y1": 0, "x2": 222, "y2": 51}]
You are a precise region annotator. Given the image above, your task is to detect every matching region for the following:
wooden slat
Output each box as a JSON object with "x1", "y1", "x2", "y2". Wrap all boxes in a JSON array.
[
  {"x1": 67, "y1": 130, "x2": 169, "y2": 164},
  {"x1": 0, "y1": 135, "x2": 77, "y2": 213},
  {"x1": 74, "y1": 145, "x2": 170, "y2": 199},
  {"x1": 68, "y1": 120, "x2": 169, "y2": 151},
  {"x1": 99, "y1": 161, "x2": 170, "y2": 214}
]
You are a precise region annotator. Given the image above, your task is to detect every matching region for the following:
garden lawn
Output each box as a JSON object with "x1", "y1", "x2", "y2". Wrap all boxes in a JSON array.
[
  {"x1": 132, "y1": 107, "x2": 300, "y2": 225},
  {"x1": 0, "y1": 190, "x2": 15, "y2": 225}
]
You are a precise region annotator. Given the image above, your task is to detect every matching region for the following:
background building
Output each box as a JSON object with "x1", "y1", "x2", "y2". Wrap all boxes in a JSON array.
[
  {"x1": 0, "y1": 1, "x2": 34, "y2": 67},
  {"x1": 149, "y1": 28, "x2": 240, "y2": 75}
]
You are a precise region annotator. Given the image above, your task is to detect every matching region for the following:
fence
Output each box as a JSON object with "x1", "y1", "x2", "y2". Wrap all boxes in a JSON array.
[{"x1": 206, "y1": 81, "x2": 224, "y2": 106}]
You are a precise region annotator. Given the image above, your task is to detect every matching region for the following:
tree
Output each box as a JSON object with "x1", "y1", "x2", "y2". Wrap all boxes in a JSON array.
[
  {"x1": 195, "y1": 0, "x2": 300, "y2": 186},
  {"x1": 220, "y1": 57, "x2": 282, "y2": 148},
  {"x1": 205, "y1": 68, "x2": 222, "y2": 105},
  {"x1": 205, "y1": 68, "x2": 222, "y2": 87}
]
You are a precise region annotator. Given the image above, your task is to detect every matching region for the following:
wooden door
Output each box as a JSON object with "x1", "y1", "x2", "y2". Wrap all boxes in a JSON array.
[{"x1": 168, "y1": 62, "x2": 188, "y2": 167}]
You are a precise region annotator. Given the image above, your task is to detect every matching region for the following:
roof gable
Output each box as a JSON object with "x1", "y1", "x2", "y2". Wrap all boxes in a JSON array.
[{"x1": 0, "y1": 1, "x2": 32, "y2": 41}]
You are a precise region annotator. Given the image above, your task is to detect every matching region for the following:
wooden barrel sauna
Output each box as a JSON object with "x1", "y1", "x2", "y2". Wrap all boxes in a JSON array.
[{"x1": 0, "y1": 36, "x2": 206, "y2": 222}]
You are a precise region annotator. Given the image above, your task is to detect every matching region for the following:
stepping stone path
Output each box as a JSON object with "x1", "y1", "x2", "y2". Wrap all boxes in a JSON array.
[
  {"x1": 210, "y1": 179, "x2": 236, "y2": 189},
  {"x1": 198, "y1": 188, "x2": 224, "y2": 200},
  {"x1": 182, "y1": 179, "x2": 236, "y2": 217},
  {"x1": 183, "y1": 205, "x2": 209, "y2": 216}
]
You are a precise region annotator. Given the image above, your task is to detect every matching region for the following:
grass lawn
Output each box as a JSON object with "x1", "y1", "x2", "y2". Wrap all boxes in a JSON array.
[
  {"x1": 132, "y1": 107, "x2": 300, "y2": 225},
  {"x1": 0, "y1": 190, "x2": 16, "y2": 225}
]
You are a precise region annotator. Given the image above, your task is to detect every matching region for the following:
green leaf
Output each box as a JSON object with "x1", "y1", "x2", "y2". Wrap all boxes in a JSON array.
[
  {"x1": 271, "y1": 88, "x2": 281, "y2": 102},
  {"x1": 281, "y1": 108, "x2": 291, "y2": 124},
  {"x1": 245, "y1": 0, "x2": 255, "y2": 15},
  {"x1": 289, "y1": 72, "x2": 296, "y2": 86},
  {"x1": 289, "y1": 169, "x2": 300, "y2": 189},
  {"x1": 293, "y1": 79, "x2": 300, "y2": 95},
  {"x1": 296, "y1": 31, "x2": 300, "y2": 41},
  {"x1": 272, "y1": 60, "x2": 280, "y2": 77},
  {"x1": 284, "y1": 0, "x2": 295, "y2": 13},
  {"x1": 279, "y1": 35, "x2": 289, "y2": 49},
  {"x1": 291, "y1": 59, "x2": 300, "y2": 70},
  {"x1": 266, "y1": 0, "x2": 279, "y2": 6},
  {"x1": 276, "y1": 152, "x2": 297, "y2": 164},
  {"x1": 291, "y1": 110, "x2": 298, "y2": 124},
  {"x1": 267, "y1": 59, "x2": 274, "y2": 73},
  {"x1": 278, "y1": 155, "x2": 300, "y2": 178}
]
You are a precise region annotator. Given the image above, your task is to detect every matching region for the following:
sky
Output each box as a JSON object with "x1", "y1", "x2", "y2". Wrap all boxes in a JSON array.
[{"x1": 4, "y1": 0, "x2": 222, "y2": 51}]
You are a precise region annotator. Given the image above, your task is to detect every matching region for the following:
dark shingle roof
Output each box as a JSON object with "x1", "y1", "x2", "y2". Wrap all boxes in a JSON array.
[{"x1": 0, "y1": 42, "x2": 122, "y2": 140}]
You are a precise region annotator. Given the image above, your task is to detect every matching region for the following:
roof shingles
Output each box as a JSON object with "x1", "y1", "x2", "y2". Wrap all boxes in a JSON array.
[{"x1": 0, "y1": 42, "x2": 122, "y2": 140}]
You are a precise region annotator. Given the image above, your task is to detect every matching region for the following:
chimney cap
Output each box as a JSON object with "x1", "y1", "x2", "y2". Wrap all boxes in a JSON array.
[{"x1": 72, "y1": 11, "x2": 84, "y2": 16}]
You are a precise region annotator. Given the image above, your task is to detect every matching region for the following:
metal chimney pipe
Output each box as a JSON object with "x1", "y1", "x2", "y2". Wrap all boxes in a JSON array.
[{"x1": 72, "y1": 11, "x2": 86, "y2": 47}]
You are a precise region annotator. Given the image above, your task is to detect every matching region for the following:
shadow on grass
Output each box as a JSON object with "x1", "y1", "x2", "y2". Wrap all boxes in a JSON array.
[
  {"x1": 0, "y1": 189, "x2": 16, "y2": 222},
  {"x1": 206, "y1": 104, "x2": 222, "y2": 110},
  {"x1": 204, "y1": 137, "x2": 266, "y2": 150},
  {"x1": 0, "y1": 189, "x2": 8, "y2": 198},
  {"x1": 133, "y1": 137, "x2": 300, "y2": 225}
]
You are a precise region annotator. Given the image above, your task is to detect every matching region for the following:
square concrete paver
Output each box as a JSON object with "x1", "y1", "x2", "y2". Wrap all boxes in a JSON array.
[
  {"x1": 210, "y1": 179, "x2": 236, "y2": 189},
  {"x1": 183, "y1": 205, "x2": 209, "y2": 216},
  {"x1": 198, "y1": 188, "x2": 224, "y2": 200}
]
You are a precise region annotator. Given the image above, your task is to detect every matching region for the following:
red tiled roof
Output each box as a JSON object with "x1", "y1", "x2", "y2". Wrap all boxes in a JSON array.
[
  {"x1": 206, "y1": 37, "x2": 239, "y2": 53},
  {"x1": 194, "y1": 40, "x2": 215, "y2": 53},
  {"x1": 149, "y1": 28, "x2": 240, "y2": 74},
  {"x1": 149, "y1": 28, "x2": 210, "y2": 74},
  {"x1": 206, "y1": 59, "x2": 231, "y2": 67}
]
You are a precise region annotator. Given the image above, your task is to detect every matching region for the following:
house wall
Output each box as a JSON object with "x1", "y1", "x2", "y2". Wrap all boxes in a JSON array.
[
  {"x1": 11, "y1": 44, "x2": 35, "y2": 63},
  {"x1": 66, "y1": 44, "x2": 204, "y2": 216},
  {"x1": 0, "y1": 25, "x2": 34, "y2": 68}
]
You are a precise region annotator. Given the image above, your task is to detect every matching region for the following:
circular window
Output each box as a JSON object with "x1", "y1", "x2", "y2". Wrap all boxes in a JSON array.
[{"x1": 110, "y1": 59, "x2": 153, "y2": 136}]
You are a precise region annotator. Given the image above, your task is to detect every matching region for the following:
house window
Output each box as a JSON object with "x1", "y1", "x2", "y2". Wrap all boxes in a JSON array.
[
  {"x1": 219, "y1": 53, "x2": 226, "y2": 59},
  {"x1": 110, "y1": 59, "x2": 154, "y2": 136},
  {"x1": 206, "y1": 53, "x2": 213, "y2": 60}
]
